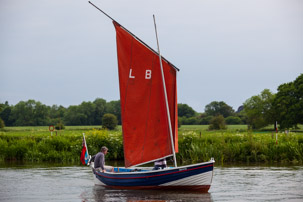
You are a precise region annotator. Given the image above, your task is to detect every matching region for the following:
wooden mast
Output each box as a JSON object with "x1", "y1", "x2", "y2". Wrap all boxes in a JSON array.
[{"x1": 153, "y1": 15, "x2": 178, "y2": 168}]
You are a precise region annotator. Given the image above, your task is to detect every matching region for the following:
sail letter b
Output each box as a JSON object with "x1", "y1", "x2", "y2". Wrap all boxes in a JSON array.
[
  {"x1": 129, "y1": 69, "x2": 135, "y2": 79},
  {"x1": 145, "y1": 70, "x2": 152, "y2": 79}
]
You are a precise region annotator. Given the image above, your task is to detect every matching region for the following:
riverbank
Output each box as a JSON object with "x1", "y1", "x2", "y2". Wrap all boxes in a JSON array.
[{"x1": 0, "y1": 126, "x2": 302, "y2": 165}]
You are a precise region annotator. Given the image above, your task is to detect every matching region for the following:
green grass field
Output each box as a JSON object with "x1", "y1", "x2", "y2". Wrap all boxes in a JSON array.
[
  {"x1": 179, "y1": 125, "x2": 249, "y2": 131},
  {"x1": 179, "y1": 124, "x2": 303, "y2": 132}
]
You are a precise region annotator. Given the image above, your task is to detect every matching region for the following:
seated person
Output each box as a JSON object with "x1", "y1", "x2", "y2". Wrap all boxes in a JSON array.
[
  {"x1": 153, "y1": 158, "x2": 167, "y2": 170},
  {"x1": 94, "y1": 146, "x2": 113, "y2": 172}
]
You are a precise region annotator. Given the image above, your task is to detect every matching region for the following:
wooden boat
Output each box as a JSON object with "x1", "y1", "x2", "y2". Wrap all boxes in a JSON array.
[
  {"x1": 88, "y1": 1, "x2": 214, "y2": 192},
  {"x1": 92, "y1": 161, "x2": 214, "y2": 192}
]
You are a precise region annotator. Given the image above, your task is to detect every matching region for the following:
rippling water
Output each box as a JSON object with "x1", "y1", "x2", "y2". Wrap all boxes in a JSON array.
[{"x1": 0, "y1": 164, "x2": 302, "y2": 202}]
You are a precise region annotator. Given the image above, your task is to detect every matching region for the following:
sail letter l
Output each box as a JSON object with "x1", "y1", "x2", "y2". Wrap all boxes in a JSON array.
[{"x1": 129, "y1": 69, "x2": 135, "y2": 78}]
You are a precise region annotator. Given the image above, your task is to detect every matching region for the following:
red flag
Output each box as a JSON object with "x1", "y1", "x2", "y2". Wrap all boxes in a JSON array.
[{"x1": 80, "y1": 136, "x2": 88, "y2": 165}]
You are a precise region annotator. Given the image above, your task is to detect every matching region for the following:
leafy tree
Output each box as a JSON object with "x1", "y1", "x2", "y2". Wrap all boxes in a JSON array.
[
  {"x1": 0, "y1": 118, "x2": 4, "y2": 129},
  {"x1": 0, "y1": 104, "x2": 4, "y2": 128},
  {"x1": 0, "y1": 103, "x2": 14, "y2": 126},
  {"x1": 49, "y1": 105, "x2": 66, "y2": 124},
  {"x1": 34, "y1": 101, "x2": 50, "y2": 125},
  {"x1": 178, "y1": 103, "x2": 196, "y2": 118},
  {"x1": 55, "y1": 120, "x2": 65, "y2": 130},
  {"x1": 178, "y1": 118, "x2": 181, "y2": 128},
  {"x1": 197, "y1": 113, "x2": 213, "y2": 125},
  {"x1": 12, "y1": 100, "x2": 34, "y2": 125},
  {"x1": 61, "y1": 99, "x2": 121, "y2": 126},
  {"x1": 102, "y1": 113, "x2": 118, "y2": 130},
  {"x1": 236, "y1": 111, "x2": 247, "y2": 125},
  {"x1": 273, "y1": 74, "x2": 303, "y2": 129},
  {"x1": 208, "y1": 115, "x2": 226, "y2": 130},
  {"x1": 236, "y1": 105, "x2": 244, "y2": 113},
  {"x1": 64, "y1": 105, "x2": 86, "y2": 125},
  {"x1": 200, "y1": 116, "x2": 213, "y2": 125},
  {"x1": 93, "y1": 98, "x2": 107, "y2": 125},
  {"x1": 243, "y1": 89, "x2": 275, "y2": 129},
  {"x1": 225, "y1": 116, "x2": 242, "y2": 125},
  {"x1": 205, "y1": 101, "x2": 234, "y2": 118},
  {"x1": 179, "y1": 116, "x2": 199, "y2": 125},
  {"x1": 79, "y1": 101, "x2": 95, "y2": 125},
  {"x1": 11, "y1": 100, "x2": 49, "y2": 126},
  {"x1": 64, "y1": 101, "x2": 96, "y2": 125},
  {"x1": 105, "y1": 100, "x2": 121, "y2": 124}
]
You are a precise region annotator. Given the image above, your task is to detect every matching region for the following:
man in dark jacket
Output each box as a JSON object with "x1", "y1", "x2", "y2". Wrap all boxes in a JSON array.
[{"x1": 94, "y1": 146, "x2": 109, "y2": 172}]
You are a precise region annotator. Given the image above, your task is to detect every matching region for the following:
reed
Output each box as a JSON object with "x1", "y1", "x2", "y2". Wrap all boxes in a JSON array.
[
  {"x1": 177, "y1": 130, "x2": 303, "y2": 165},
  {"x1": 0, "y1": 129, "x2": 123, "y2": 163},
  {"x1": 0, "y1": 126, "x2": 302, "y2": 165}
]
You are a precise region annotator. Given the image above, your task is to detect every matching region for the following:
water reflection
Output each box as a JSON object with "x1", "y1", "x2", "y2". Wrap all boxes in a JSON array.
[
  {"x1": 1, "y1": 164, "x2": 302, "y2": 202},
  {"x1": 82, "y1": 186, "x2": 212, "y2": 202}
]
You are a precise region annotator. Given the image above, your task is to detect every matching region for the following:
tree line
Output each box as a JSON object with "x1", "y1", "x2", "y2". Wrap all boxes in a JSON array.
[
  {"x1": 178, "y1": 74, "x2": 302, "y2": 130},
  {"x1": 243, "y1": 74, "x2": 302, "y2": 130},
  {"x1": 0, "y1": 74, "x2": 302, "y2": 130},
  {"x1": 0, "y1": 98, "x2": 121, "y2": 127}
]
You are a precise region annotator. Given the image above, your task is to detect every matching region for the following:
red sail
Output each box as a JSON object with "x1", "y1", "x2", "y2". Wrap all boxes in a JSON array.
[{"x1": 113, "y1": 22, "x2": 178, "y2": 167}]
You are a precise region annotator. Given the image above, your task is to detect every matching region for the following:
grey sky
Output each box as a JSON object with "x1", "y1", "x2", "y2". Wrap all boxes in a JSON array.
[{"x1": 1, "y1": 0, "x2": 302, "y2": 112}]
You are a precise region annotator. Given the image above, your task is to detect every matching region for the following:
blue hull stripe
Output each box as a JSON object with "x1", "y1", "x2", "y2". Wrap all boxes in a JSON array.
[{"x1": 95, "y1": 162, "x2": 213, "y2": 187}]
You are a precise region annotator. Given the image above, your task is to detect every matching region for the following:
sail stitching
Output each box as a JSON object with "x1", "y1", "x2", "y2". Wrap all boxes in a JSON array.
[
  {"x1": 141, "y1": 54, "x2": 156, "y2": 163},
  {"x1": 122, "y1": 35, "x2": 134, "y2": 167}
]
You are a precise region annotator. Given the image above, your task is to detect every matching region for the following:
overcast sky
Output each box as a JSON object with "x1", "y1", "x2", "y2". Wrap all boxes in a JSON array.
[{"x1": 1, "y1": 0, "x2": 302, "y2": 112}]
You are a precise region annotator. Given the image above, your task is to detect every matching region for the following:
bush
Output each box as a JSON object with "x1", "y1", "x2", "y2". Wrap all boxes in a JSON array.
[
  {"x1": 0, "y1": 118, "x2": 5, "y2": 129},
  {"x1": 209, "y1": 115, "x2": 226, "y2": 130},
  {"x1": 225, "y1": 116, "x2": 243, "y2": 125},
  {"x1": 178, "y1": 119, "x2": 181, "y2": 128},
  {"x1": 0, "y1": 128, "x2": 302, "y2": 164},
  {"x1": 199, "y1": 116, "x2": 213, "y2": 125},
  {"x1": 179, "y1": 116, "x2": 199, "y2": 125},
  {"x1": 87, "y1": 129, "x2": 123, "y2": 160},
  {"x1": 55, "y1": 121, "x2": 65, "y2": 130},
  {"x1": 102, "y1": 113, "x2": 118, "y2": 130}
]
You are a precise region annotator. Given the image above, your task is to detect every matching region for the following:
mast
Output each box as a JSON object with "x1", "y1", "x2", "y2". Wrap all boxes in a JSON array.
[{"x1": 153, "y1": 15, "x2": 177, "y2": 168}]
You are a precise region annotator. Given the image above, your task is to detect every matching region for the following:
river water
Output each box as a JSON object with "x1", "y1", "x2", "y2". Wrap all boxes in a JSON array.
[{"x1": 0, "y1": 163, "x2": 302, "y2": 202}]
